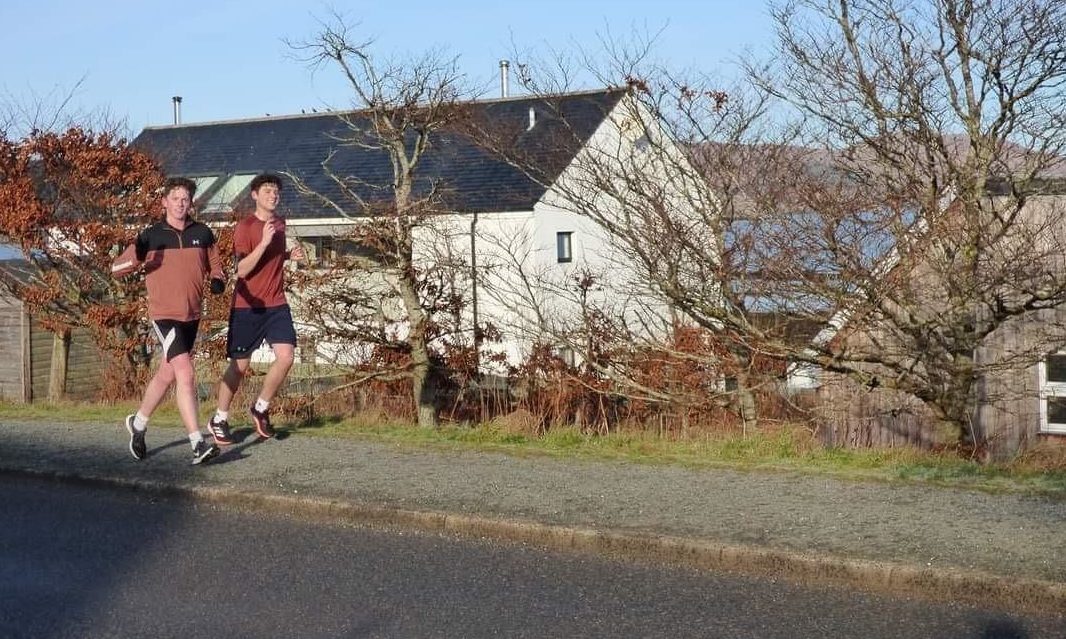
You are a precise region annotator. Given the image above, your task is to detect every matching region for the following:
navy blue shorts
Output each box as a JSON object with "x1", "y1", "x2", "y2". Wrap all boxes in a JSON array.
[
  {"x1": 152, "y1": 319, "x2": 200, "y2": 362},
  {"x1": 226, "y1": 304, "x2": 297, "y2": 359}
]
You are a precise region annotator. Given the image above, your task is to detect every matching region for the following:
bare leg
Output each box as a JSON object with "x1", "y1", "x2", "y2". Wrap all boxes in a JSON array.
[
  {"x1": 137, "y1": 359, "x2": 177, "y2": 419},
  {"x1": 257, "y1": 343, "x2": 295, "y2": 403},
  {"x1": 216, "y1": 358, "x2": 250, "y2": 413},
  {"x1": 168, "y1": 353, "x2": 200, "y2": 436}
]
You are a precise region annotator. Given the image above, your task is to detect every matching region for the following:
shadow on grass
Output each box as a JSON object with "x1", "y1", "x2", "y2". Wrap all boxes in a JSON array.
[{"x1": 286, "y1": 414, "x2": 349, "y2": 433}]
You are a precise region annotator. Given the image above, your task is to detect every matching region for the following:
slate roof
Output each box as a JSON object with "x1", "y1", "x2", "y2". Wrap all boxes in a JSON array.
[{"x1": 133, "y1": 88, "x2": 626, "y2": 221}]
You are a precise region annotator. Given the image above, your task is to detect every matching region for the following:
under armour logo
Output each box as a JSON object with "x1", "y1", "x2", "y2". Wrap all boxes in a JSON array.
[{"x1": 192, "y1": 239, "x2": 201, "y2": 246}]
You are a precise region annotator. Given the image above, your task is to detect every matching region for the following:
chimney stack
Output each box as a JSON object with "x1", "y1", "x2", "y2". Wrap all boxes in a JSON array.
[
  {"x1": 499, "y1": 60, "x2": 510, "y2": 98},
  {"x1": 172, "y1": 96, "x2": 183, "y2": 125}
]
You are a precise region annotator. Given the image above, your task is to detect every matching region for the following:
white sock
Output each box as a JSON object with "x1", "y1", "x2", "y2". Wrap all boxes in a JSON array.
[
  {"x1": 133, "y1": 412, "x2": 149, "y2": 432},
  {"x1": 214, "y1": 410, "x2": 229, "y2": 423},
  {"x1": 254, "y1": 398, "x2": 270, "y2": 413},
  {"x1": 189, "y1": 432, "x2": 204, "y2": 450}
]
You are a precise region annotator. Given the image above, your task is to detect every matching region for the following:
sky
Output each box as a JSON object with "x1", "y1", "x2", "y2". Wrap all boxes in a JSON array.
[{"x1": 0, "y1": 0, "x2": 777, "y2": 136}]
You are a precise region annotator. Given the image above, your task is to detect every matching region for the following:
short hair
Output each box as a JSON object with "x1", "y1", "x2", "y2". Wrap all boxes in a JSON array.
[
  {"x1": 163, "y1": 176, "x2": 197, "y2": 198},
  {"x1": 249, "y1": 173, "x2": 283, "y2": 193}
]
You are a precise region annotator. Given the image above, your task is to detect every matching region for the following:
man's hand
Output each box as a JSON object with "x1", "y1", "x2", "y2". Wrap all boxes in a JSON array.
[
  {"x1": 288, "y1": 243, "x2": 306, "y2": 262},
  {"x1": 259, "y1": 219, "x2": 278, "y2": 248}
]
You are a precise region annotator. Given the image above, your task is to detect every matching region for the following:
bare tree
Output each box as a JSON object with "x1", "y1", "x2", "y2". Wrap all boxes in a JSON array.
[
  {"x1": 285, "y1": 16, "x2": 475, "y2": 428},
  {"x1": 469, "y1": 1, "x2": 1066, "y2": 455},
  {"x1": 0, "y1": 78, "x2": 126, "y2": 140},
  {"x1": 740, "y1": 0, "x2": 1066, "y2": 453},
  {"x1": 464, "y1": 31, "x2": 814, "y2": 433}
]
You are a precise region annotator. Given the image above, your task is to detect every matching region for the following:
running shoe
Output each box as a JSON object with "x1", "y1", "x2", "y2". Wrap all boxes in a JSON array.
[
  {"x1": 125, "y1": 414, "x2": 146, "y2": 460},
  {"x1": 207, "y1": 417, "x2": 235, "y2": 446},
  {"x1": 191, "y1": 440, "x2": 220, "y2": 465},
  {"x1": 250, "y1": 405, "x2": 275, "y2": 439}
]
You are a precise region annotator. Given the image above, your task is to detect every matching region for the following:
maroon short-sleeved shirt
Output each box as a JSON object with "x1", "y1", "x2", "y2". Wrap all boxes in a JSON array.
[{"x1": 233, "y1": 215, "x2": 288, "y2": 309}]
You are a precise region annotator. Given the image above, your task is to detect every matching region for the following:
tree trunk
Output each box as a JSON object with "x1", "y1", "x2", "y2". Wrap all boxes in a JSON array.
[
  {"x1": 48, "y1": 329, "x2": 71, "y2": 403},
  {"x1": 404, "y1": 291, "x2": 440, "y2": 429},
  {"x1": 735, "y1": 374, "x2": 758, "y2": 435},
  {"x1": 412, "y1": 361, "x2": 440, "y2": 429}
]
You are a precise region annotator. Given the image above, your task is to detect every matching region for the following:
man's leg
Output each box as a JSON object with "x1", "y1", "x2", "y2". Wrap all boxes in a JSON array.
[
  {"x1": 248, "y1": 343, "x2": 294, "y2": 439},
  {"x1": 258, "y1": 343, "x2": 295, "y2": 404},
  {"x1": 169, "y1": 351, "x2": 218, "y2": 465},
  {"x1": 216, "y1": 357, "x2": 251, "y2": 413},
  {"x1": 125, "y1": 359, "x2": 176, "y2": 460},
  {"x1": 254, "y1": 305, "x2": 298, "y2": 409},
  {"x1": 137, "y1": 360, "x2": 176, "y2": 419},
  {"x1": 168, "y1": 352, "x2": 200, "y2": 436}
]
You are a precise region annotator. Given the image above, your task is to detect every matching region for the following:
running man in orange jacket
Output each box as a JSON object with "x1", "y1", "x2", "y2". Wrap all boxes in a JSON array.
[{"x1": 112, "y1": 177, "x2": 226, "y2": 465}]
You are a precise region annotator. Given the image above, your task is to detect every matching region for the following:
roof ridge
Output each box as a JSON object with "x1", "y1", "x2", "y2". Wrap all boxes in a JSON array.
[{"x1": 142, "y1": 87, "x2": 627, "y2": 131}]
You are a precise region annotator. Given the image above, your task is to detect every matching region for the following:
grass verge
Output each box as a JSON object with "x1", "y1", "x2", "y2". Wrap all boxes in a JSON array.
[{"x1": 2, "y1": 400, "x2": 1064, "y2": 496}]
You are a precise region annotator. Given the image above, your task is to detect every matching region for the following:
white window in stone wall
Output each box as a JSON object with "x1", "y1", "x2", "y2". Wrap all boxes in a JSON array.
[{"x1": 1037, "y1": 352, "x2": 1066, "y2": 434}]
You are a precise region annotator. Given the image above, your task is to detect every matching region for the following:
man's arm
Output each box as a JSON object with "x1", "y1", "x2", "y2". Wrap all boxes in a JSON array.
[
  {"x1": 207, "y1": 235, "x2": 226, "y2": 294},
  {"x1": 235, "y1": 219, "x2": 277, "y2": 279},
  {"x1": 110, "y1": 231, "x2": 148, "y2": 277}
]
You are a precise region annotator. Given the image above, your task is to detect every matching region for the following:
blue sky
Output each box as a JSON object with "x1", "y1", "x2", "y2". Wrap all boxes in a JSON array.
[{"x1": 0, "y1": 0, "x2": 776, "y2": 136}]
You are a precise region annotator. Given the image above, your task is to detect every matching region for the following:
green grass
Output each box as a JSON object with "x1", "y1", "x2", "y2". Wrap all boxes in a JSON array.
[
  {"x1": 3, "y1": 400, "x2": 1064, "y2": 496},
  {"x1": 0, "y1": 400, "x2": 141, "y2": 424}
]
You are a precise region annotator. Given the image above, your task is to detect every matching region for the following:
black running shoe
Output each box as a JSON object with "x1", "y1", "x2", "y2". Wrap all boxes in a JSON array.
[
  {"x1": 250, "y1": 405, "x2": 275, "y2": 439},
  {"x1": 191, "y1": 440, "x2": 219, "y2": 466},
  {"x1": 125, "y1": 414, "x2": 146, "y2": 460},
  {"x1": 207, "y1": 417, "x2": 234, "y2": 446}
]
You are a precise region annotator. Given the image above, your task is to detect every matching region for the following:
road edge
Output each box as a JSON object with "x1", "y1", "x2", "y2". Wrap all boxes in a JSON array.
[{"x1": 4, "y1": 466, "x2": 1063, "y2": 615}]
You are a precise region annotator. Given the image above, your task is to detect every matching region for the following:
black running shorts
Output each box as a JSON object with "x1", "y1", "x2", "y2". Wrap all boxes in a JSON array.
[
  {"x1": 226, "y1": 304, "x2": 297, "y2": 359},
  {"x1": 151, "y1": 319, "x2": 200, "y2": 362}
]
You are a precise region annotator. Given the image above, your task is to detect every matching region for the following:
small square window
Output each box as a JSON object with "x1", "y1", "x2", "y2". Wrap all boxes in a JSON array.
[
  {"x1": 556, "y1": 231, "x2": 573, "y2": 263},
  {"x1": 1047, "y1": 354, "x2": 1066, "y2": 382},
  {"x1": 1048, "y1": 397, "x2": 1066, "y2": 425}
]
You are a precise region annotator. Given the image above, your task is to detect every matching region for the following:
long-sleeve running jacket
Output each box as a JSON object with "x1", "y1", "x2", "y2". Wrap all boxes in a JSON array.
[{"x1": 111, "y1": 219, "x2": 224, "y2": 321}]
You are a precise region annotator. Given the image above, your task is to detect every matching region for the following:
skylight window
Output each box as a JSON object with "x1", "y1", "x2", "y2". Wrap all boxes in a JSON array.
[
  {"x1": 201, "y1": 173, "x2": 257, "y2": 213},
  {"x1": 190, "y1": 175, "x2": 220, "y2": 202}
]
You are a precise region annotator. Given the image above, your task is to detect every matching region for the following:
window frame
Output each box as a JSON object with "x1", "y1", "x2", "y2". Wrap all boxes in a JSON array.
[
  {"x1": 556, "y1": 231, "x2": 573, "y2": 264},
  {"x1": 1037, "y1": 352, "x2": 1066, "y2": 434}
]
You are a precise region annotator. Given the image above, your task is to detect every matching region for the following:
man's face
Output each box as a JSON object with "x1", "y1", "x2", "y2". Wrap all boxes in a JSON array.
[
  {"x1": 162, "y1": 186, "x2": 192, "y2": 221},
  {"x1": 253, "y1": 184, "x2": 280, "y2": 213}
]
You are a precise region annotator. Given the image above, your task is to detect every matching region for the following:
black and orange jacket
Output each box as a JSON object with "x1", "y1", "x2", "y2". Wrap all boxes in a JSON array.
[{"x1": 111, "y1": 218, "x2": 224, "y2": 322}]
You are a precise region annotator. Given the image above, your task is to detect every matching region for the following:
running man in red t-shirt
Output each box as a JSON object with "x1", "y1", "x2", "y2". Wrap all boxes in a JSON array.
[{"x1": 206, "y1": 174, "x2": 305, "y2": 443}]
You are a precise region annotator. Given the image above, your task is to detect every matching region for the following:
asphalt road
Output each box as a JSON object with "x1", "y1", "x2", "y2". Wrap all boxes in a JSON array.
[{"x1": 2, "y1": 476, "x2": 1063, "y2": 639}]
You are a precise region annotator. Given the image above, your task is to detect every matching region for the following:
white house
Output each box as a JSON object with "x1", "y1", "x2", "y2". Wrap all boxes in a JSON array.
[{"x1": 132, "y1": 88, "x2": 705, "y2": 370}]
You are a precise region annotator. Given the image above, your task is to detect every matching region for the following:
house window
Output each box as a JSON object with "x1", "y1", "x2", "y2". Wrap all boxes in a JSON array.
[
  {"x1": 1038, "y1": 352, "x2": 1066, "y2": 434},
  {"x1": 201, "y1": 173, "x2": 258, "y2": 214},
  {"x1": 556, "y1": 231, "x2": 573, "y2": 263},
  {"x1": 307, "y1": 236, "x2": 377, "y2": 265},
  {"x1": 189, "y1": 175, "x2": 221, "y2": 202}
]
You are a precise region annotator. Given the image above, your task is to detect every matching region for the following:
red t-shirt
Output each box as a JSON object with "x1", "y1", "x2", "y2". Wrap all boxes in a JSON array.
[{"x1": 232, "y1": 214, "x2": 288, "y2": 309}]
